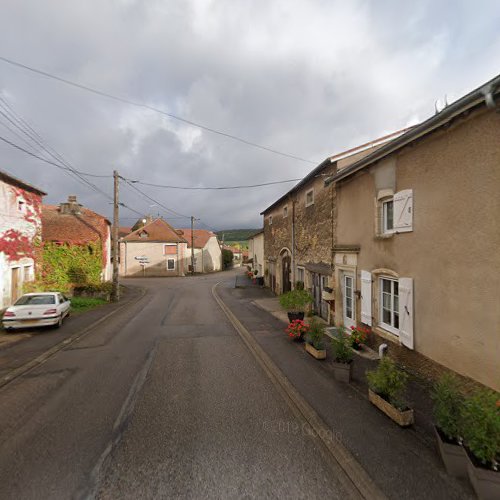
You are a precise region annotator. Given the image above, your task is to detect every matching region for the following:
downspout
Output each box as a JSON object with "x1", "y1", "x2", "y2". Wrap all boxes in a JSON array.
[{"x1": 291, "y1": 197, "x2": 296, "y2": 290}]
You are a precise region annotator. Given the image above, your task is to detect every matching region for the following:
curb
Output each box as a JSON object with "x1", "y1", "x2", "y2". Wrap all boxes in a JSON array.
[
  {"x1": 0, "y1": 286, "x2": 147, "y2": 391},
  {"x1": 212, "y1": 282, "x2": 386, "y2": 500}
]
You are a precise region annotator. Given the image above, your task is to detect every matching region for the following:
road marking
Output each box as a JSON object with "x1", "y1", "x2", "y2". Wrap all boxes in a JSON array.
[
  {"x1": 0, "y1": 286, "x2": 147, "y2": 391},
  {"x1": 212, "y1": 282, "x2": 386, "y2": 500}
]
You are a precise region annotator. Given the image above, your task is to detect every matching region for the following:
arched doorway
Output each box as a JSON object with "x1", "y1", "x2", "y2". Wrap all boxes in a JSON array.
[{"x1": 280, "y1": 250, "x2": 291, "y2": 293}]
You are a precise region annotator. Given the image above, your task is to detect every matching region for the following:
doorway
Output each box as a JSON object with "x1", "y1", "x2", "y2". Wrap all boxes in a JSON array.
[
  {"x1": 281, "y1": 254, "x2": 291, "y2": 293},
  {"x1": 11, "y1": 267, "x2": 21, "y2": 304}
]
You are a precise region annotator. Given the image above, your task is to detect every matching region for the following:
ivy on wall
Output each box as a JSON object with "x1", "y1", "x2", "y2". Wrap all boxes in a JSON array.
[{"x1": 28, "y1": 242, "x2": 103, "y2": 292}]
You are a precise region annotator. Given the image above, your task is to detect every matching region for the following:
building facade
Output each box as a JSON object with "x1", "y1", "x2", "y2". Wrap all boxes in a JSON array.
[
  {"x1": 248, "y1": 230, "x2": 264, "y2": 277},
  {"x1": 0, "y1": 171, "x2": 45, "y2": 308},
  {"x1": 179, "y1": 229, "x2": 222, "y2": 273}
]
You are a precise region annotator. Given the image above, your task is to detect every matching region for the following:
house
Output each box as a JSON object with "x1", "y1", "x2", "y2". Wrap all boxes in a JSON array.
[
  {"x1": 222, "y1": 245, "x2": 243, "y2": 267},
  {"x1": 42, "y1": 196, "x2": 112, "y2": 281},
  {"x1": 0, "y1": 170, "x2": 46, "y2": 308},
  {"x1": 247, "y1": 230, "x2": 264, "y2": 277},
  {"x1": 178, "y1": 229, "x2": 222, "y2": 273},
  {"x1": 119, "y1": 218, "x2": 188, "y2": 277},
  {"x1": 323, "y1": 74, "x2": 500, "y2": 391},
  {"x1": 260, "y1": 128, "x2": 408, "y2": 322},
  {"x1": 119, "y1": 226, "x2": 132, "y2": 238}
]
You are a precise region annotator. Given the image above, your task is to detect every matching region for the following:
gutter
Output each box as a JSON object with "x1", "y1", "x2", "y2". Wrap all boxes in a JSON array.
[{"x1": 325, "y1": 74, "x2": 500, "y2": 185}]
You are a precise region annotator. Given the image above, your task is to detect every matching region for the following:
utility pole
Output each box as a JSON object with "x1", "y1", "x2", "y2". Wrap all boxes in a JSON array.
[
  {"x1": 111, "y1": 170, "x2": 120, "y2": 301},
  {"x1": 190, "y1": 215, "x2": 195, "y2": 275}
]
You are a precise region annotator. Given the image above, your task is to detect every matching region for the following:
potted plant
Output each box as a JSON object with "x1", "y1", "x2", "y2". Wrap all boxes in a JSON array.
[
  {"x1": 304, "y1": 318, "x2": 326, "y2": 360},
  {"x1": 279, "y1": 289, "x2": 313, "y2": 322},
  {"x1": 366, "y1": 357, "x2": 414, "y2": 426},
  {"x1": 349, "y1": 325, "x2": 370, "y2": 350},
  {"x1": 431, "y1": 374, "x2": 468, "y2": 478},
  {"x1": 285, "y1": 319, "x2": 309, "y2": 342},
  {"x1": 330, "y1": 327, "x2": 354, "y2": 382},
  {"x1": 461, "y1": 388, "x2": 500, "y2": 500}
]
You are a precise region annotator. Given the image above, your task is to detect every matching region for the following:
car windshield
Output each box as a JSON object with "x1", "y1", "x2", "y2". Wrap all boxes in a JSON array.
[{"x1": 15, "y1": 295, "x2": 56, "y2": 305}]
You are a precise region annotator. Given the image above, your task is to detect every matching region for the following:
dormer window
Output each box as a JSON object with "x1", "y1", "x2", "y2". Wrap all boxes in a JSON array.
[{"x1": 139, "y1": 230, "x2": 148, "y2": 238}]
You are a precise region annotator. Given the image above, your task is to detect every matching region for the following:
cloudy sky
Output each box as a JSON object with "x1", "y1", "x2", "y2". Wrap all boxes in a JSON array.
[{"x1": 1, "y1": 0, "x2": 499, "y2": 231}]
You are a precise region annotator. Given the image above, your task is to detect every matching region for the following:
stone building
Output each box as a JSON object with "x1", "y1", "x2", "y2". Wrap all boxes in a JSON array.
[{"x1": 260, "y1": 130, "x2": 406, "y2": 322}]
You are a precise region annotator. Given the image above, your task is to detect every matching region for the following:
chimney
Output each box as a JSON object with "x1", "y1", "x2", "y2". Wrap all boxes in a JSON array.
[{"x1": 60, "y1": 195, "x2": 81, "y2": 215}]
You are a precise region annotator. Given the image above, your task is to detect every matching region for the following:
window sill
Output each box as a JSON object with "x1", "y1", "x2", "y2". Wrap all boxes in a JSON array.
[
  {"x1": 372, "y1": 325, "x2": 401, "y2": 346},
  {"x1": 374, "y1": 233, "x2": 394, "y2": 240}
]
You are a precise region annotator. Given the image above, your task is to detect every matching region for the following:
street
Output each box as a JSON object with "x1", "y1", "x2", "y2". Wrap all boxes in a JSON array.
[{"x1": 0, "y1": 270, "x2": 354, "y2": 499}]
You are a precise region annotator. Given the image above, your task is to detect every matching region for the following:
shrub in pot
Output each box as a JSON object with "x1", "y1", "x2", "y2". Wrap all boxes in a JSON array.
[
  {"x1": 349, "y1": 325, "x2": 370, "y2": 350},
  {"x1": 279, "y1": 289, "x2": 313, "y2": 322},
  {"x1": 431, "y1": 373, "x2": 468, "y2": 478},
  {"x1": 461, "y1": 388, "x2": 500, "y2": 500},
  {"x1": 285, "y1": 319, "x2": 309, "y2": 342},
  {"x1": 366, "y1": 357, "x2": 414, "y2": 426},
  {"x1": 330, "y1": 327, "x2": 353, "y2": 382},
  {"x1": 305, "y1": 318, "x2": 326, "y2": 360}
]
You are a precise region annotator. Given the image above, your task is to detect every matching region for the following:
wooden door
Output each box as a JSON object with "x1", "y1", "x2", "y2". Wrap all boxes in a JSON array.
[{"x1": 11, "y1": 267, "x2": 21, "y2": 304}]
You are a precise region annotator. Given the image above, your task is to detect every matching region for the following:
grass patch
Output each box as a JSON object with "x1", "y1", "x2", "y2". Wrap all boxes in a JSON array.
[{"x1": 70, "y1": 296, "x2": 107, "y2": 314}]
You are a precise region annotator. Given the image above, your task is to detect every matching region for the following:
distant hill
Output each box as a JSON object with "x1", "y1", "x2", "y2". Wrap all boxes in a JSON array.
[{"x1": 216, "y1": 229, "x2": 261, "y2": 242}]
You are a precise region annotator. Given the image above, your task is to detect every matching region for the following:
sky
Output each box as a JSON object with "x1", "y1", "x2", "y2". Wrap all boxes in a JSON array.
[{"x1": 0, "y1": 0, "x2": 499, "y2": 231}]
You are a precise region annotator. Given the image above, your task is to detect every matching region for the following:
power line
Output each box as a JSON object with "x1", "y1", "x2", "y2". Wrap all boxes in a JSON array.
[
  {"x1": 127, "y1": 177, "x2": 302, "y2": 190},
  {"x1": 0, "y1": 55, "x2": 318, "y2": 165}
]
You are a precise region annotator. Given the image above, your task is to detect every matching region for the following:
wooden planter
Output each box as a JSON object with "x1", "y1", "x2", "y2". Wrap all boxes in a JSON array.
[
  {"x1": 368, "y1": 389, "x2": 414, "y2": 427},
  {"x1": 434, "y1": 426, "x2": 468, "y2": 478},
  {"x1": 332, "y1": 360, "x2": 352, "y2": 383},
  {"x1": 305, "y1": 342, "x2": 326, "y2": 360},
  {"x1": 466, "y1": 451, "x2": 500, "y2": 500}
]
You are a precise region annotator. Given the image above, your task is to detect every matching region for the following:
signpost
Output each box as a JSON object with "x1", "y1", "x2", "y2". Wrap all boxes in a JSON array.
[{"x1": 135, "y1": 256, "x2": 149, "y2": 276}]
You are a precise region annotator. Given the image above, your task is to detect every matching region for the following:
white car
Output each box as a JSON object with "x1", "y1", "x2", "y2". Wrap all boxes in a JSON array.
[{"x1": 2, "y1": 292, "x2": 71, "y2": 330}]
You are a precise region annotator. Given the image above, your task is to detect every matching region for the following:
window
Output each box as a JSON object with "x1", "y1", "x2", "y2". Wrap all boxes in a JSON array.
[
  {"x1": 269, "y1": 215, "x2": 273, "y2": 225},
  {"x1": 23, "y1": 265, "x2": 33, "y2": 282},
  {"x1": 296, "y1": 266, "x2": 304, "y2": 283},
  {"x1": 305, "y1": 189, "x2": 314, "y2": 207},
  {"x1": 344, "y1": 275, "x2": 354, "y2": 321},
  {"x1": 382, "y1": 199, "x2": 394, "y2": 233},
  {"x1": 283, "y1": 206, "x2": 288, "y2": 218},
  {"x1": 167, "y1": 258, "x2": 176, "y2": 270},
  {"x1": 379, "y1": 277, "x2": 399, "y2": 334},
  {"x1": 17, "y1": 199, "x2": 26, "y2": 213},
  {"x1": 164, "y1": 244, "x2": 177, "y2": 255}
]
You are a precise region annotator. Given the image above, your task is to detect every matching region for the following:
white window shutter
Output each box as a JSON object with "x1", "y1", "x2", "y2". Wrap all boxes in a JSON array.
[
  {"x1": 398, "y1": 277, "x2": 414, "y2": 349},
  {"x1": 393, "y1": 189, "x2": 413, "y2": 232},
  {"x1": 360, "y1": 270, "x2": 372, "y2": 326}
]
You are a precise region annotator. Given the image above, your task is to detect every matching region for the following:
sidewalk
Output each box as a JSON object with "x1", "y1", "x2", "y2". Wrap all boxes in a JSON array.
[
  {"x1": 218, "y1": 283, "x2": 474, "y2": 500},
  {"x1": 0, "y1": 285, "x2": 144, "y2": 380}
]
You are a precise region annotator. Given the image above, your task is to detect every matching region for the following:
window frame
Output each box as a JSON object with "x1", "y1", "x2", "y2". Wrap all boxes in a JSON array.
[
  {"x1": 283, "y1": 205, "x2": 288, "y2": 218},
  {"x1": 167, "y1": 258, "x2": 176, "y2": 271},
  {"x1": 268, "y1": 215, "x2": 273, "y2": 225},
  {"x1": 305, "y1": 189, "x2": 314, "y2": 207},
  {"x1": 296, "y1": 266, "x2": 305, "y2": 283},
  {"x1": 382, "y1": 198, "x2": 394, "y2": 234},
  {"x1": 379, "y1": 276, "x2": 399, "y2": 336},
  {"x1": 163, "y1": 243, "x2": 177, "y2": 255}
]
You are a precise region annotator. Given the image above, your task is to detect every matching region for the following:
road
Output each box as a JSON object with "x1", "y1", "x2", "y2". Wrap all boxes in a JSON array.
[{"x1": 0, "y1": 270, "x2": 353, "y2": 499}]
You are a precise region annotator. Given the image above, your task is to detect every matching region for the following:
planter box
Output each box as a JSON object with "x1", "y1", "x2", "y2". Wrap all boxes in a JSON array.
[
  {"x1": 305, "y1": 342, "x2": 326, "y2": 360},
  {"x1": 368, "y1": 389, "x2": 414, "y2": 427},
  {"x1": 466, "y1": 451, "x2": 500, "y2": 500},
  {"x1": 332, "y1": 360, "x2": 352, "y2": 383},
  {"x1": 434, "y1": 426, "x2": 468, "y2": 478},
  {"x1": 287, "y1": 312, "x2": 305, "y2": 322}
]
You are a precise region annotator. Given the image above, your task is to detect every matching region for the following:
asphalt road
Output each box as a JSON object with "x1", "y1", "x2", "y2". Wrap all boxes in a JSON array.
[{"x1": 0, "y1": 270, "x2": 351, "y2": 499}]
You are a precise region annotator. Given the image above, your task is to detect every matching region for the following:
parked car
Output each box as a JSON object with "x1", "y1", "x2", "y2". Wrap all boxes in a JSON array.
[{"x1": 2, "y1": 292, "x2": 71, "y2": 330}]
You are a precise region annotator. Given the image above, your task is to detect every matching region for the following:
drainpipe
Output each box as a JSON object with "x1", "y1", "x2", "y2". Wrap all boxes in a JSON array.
[{"x1": 291, "y1": 198, "x2": 296, "y2": 289}]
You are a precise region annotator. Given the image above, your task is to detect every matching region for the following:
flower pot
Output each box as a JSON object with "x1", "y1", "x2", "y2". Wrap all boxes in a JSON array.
[
  {"x1": 305, "y1": 342, "x2": 326, "y2": 360},
  {"x1": 466, "y1": 450, "x2": 500, "y2": 500},
  {"x1": 332, "y1": 360, "x2": 352, "y2": 383},
  {"x1": 433, "y1": 426, "x2": 468, "y2": 478},
  {"x1": 287, "y1": 312, "x2": 305, "y2": 322},
  {"x1": 368, "y1": 389, "x2": 414, "y2": 427}
]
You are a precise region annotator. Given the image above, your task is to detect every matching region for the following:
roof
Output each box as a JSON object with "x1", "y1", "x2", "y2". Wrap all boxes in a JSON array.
[
  {"x1": 0, "y1": 170, "x2": 46, "y2": 196},
  {"x1": 247, "y1": 229, "x2": 264, "y2": 239},
  {"x1": 42, "y1": 205, "x2": 110, "y2": 245},
  {"x1": 122, "y1": 218, "x2": 188, "y2": 243},
  {"x1": 119, "y1": 226, "x2": 132, "y2": 238},
  {"x1": 260, "y1": 128, "x2": 409, "y2": 215},
  {"x1": 326, "y1": 73, "x2": 500, "y2": 185},
  {"x1": 177, "y1": 229, "x2": 217, "y2": 249}
]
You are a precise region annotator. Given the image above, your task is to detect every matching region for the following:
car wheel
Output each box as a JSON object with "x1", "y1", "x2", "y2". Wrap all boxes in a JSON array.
[{"x1": 56, "y1": 315, "x2": 63, "y2": 328}]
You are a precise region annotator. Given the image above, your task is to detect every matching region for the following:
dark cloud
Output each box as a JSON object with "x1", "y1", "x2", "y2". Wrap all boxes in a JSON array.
[{"x1": 1, "y1": 0, "x2": 499, "y2": 230}]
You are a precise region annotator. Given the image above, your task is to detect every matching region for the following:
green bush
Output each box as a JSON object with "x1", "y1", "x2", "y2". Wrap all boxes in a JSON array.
[
  {"x1": 72, "y1": 282, "x2": 113, "y2": 295},
  {"x1": 331, "y1": 327, "x2": 353, "y2": 364},
  {"x1": 222, "y1": 249, "x2": 233, "y2": 269},
  {"x1": 295, "y1": 280, "x2": 305, "y2": 290},
  {"x1": 431, "y1": 373, "x2": 465, "y2": 442},
  {"x1": 306, "y1": 318, "x2": 325, "y2": 349},
  {"x1": 366, "y1": 357, "x2": 409, "y2": 410},
  {"x1": 70, "y1": 296, "x2": 107, "y2": 313},
  {"x1": 279, "y1": 289, "x2": 313, "y2": 312},
  {"x1": 461, "y1": 389, "x2": 500, "y2": 468}
]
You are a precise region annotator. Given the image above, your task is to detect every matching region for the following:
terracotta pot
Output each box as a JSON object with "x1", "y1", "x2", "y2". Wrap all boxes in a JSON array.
[
  {"x1": 368, "y1": 389, "x2": 414, "y2": 427},
  {"x1": 305, "y1": 342, "x2": 326, "y2": 360},
  {"x1": 332, "y1": 360, "x2": 352, "y2": 383},
  {"x1": 466, "y1": 449, "x2": 500, "y2": 500},
  {"x1": 433, "y1": 426, "x2": 468, "y2": 478}
]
